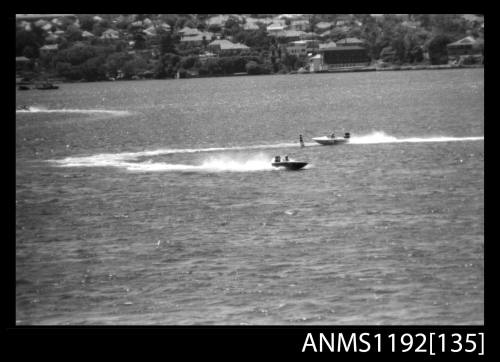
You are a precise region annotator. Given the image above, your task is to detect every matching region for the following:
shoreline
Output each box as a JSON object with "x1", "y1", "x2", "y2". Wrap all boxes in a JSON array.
[
  {"x1": 16, "y1": 64, "x2": 483, "y2": 86},
  {"x1": 302, "y1": 63, "x2": 483, "y2": 74}
]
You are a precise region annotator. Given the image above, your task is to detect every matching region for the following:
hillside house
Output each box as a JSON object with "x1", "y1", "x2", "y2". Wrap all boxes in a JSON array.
[
  {"x1": 207, "y1": 39, "x2": 249, "y2": 56},
  {"x1": 461, "y1": 14, "x2": 484, "y2": 24},
  {"x1": 277, "y1": 30, "x2": 307, "y2": 42},
  {"x1": 243, "y1": 22, "x2": 260, "y2": 31},
  {"x1": 315, "y1": 22, "x2": 333, "y2": 33},
  {"x1": 81, "y1": 31, "x2": 95, "y2": 39},
  {"x1": 267, "y1": 23, "x2": 286, "y2": 36},
  {"x1": 180, "y1": 31, "x2": 214, "y2": 47},
  {"x1": 100, "y1": 29, "x2": 120, "y2": 40},
  {"x1": 334, "y1": 15, "x2": 353, "y2": 26},
  {"x1": 198, "y1": 51, "x2": 217, "y2": 63},
  {"x1": 206, "y1": 15, "x2": 229, "y2": 27},
  {"x1": 336, "y1": 37, "x2": 365, "y2": 47},
  {"x1": 39, "y1": 44, "x2": 58, "y2": 57},
  {"x1": 290, "y1": 19, "x2": 310, "y2": 31}
]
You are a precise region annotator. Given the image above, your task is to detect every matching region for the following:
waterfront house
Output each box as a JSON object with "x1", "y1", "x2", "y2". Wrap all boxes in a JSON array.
[
  {"x1": 286, "y1": 40, "x2": 320, "y2": 56},
  {"x1": 16, "y1": 56, "x2": 32, "y2": 72},
  {"x1": 380, "y1": 46, "x2": 397, "y2": 63},
  {"x1": 446, "y1": 36, "x2": 483, "y2": 59},
  {"x1": 318, "y1": 45, "x2": 370, "y2": 68},
  {"x1": 308, "y1": 54, "x2": 323, "y2": 72}
]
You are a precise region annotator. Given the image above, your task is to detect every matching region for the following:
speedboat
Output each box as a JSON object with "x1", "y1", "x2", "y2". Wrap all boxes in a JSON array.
[
  {"x1": 312, "y1": 132, "x2": 350, "y2": 145},
  {"x1": 272, "y1": 156, "x2": 308, "y2": 170}
]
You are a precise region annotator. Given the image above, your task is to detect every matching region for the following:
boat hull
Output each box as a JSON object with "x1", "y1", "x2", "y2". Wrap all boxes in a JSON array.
[
  {"x1": 312, "y1": 136, "x2": 349, "y2": 145},
  {"x1": 272, "y1": 162, "x2": 308, "y2": 170},
  {"x1": 312, "y1": 137, "x2": 335, "y2": 145}
]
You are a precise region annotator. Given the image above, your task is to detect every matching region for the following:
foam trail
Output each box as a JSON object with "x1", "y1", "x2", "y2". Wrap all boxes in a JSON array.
[
  {"x1": 16, "y1": 106, "x2": 131, "y2": 116},
  {"x1": 51, "y1": 143, "x2": 302, "y2": 168},
  {"x1": 349, "y1": 131, "x2": 483, "y2": 144},
  {"x1": 52, "y1": 153, "x2": 276, "y2": 172},
  {"x1": 127, "y1": 154, "x2": 275, "y2": 172}
]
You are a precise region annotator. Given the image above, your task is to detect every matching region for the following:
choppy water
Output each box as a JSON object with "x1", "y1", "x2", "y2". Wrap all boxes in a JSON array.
[{"x1": 16, "y1": 69, "x2": 484, "y2": 325}]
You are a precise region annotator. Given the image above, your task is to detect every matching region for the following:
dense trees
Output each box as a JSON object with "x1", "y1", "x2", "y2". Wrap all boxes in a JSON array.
[{"x1": 428, "y1": 35, "x2": 452, "y2": 64}]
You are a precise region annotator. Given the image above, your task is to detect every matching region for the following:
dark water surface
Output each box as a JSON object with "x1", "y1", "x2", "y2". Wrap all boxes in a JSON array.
[{"x1": 16, "y1": 69, "x2": 483, "y2": 325}]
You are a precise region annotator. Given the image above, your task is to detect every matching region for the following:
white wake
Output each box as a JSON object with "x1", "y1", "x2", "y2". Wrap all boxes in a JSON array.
[
  {"x1": 16, "y1": 106, "x2": 131, "y2": 116},
  {"x1": 49, "y1": 131, "x2": 483, "y2": 172},
  {"x1": 348, "y1": 131, "x2": 483, "y2": 144}
]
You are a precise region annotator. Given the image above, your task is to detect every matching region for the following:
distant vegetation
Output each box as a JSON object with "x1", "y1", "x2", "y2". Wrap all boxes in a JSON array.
[{"x1": 16, "y1": 14, "x2": 484, "y2": 82}]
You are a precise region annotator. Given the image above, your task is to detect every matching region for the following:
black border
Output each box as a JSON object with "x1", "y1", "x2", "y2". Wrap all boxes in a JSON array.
[{"x1": 11, "y1": 9, "x2": 491, "y2": 359}]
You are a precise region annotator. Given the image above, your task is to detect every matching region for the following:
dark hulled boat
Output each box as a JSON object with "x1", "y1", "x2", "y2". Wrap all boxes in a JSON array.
[{"x1": 272, "y1": 156, "x2": 308, "y2": 170}]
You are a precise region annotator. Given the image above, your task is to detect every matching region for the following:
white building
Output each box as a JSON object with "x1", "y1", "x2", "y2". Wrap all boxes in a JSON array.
[{"x1": 309, "y1": 53, "x2": 323, "y2": 72}]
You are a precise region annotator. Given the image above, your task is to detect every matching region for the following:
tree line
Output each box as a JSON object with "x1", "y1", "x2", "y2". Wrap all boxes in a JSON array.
[{"x1": 16, "y1": 14, "x2": 483, "y2": 82}]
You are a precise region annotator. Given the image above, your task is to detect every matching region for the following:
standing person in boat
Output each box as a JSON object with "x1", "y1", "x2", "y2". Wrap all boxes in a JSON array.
[
  {"x1": 299, "y1": 134, "x2": 304, "y2": 147},
  {"x1": 330, "y1": 132, "x2": 335, "y2": 139},
  {"x1": 284, "y1": 155, "x2": 289, "y2": 162}
]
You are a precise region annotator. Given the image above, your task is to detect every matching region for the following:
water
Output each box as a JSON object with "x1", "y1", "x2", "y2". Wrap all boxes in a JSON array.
[{"x1": 16, "y1": 69, "x2": 484, "y2": 325}]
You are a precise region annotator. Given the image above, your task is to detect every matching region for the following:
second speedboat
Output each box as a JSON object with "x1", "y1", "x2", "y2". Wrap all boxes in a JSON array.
[{"x1": 312, "y1": 132, "x2": 350, "y2": 145}]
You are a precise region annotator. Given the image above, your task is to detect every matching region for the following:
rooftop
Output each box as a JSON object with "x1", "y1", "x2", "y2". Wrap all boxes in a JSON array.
[
  {"x1": 319, "y1": 45, "x2": 366, "y2": 52},
  {"x1": 336, "y1": 37, "x2": 364, "y2": 45},
  {"x1": 447, "y1": 36, "x2": 478, "y2": 47},
  {"x1": 208, "y1": 39, "x2": 249, "y2": 50}
]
